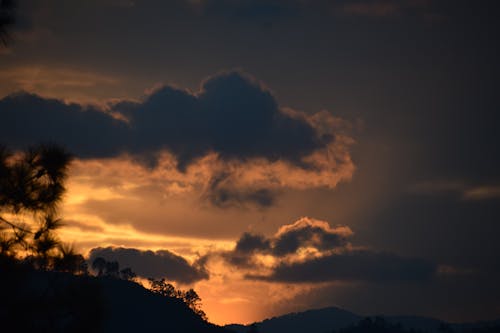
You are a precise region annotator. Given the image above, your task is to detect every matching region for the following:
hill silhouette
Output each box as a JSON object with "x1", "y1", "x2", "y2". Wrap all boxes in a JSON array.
[
  {"x1": 227, "y1": 307, "x2": 361, "y2": 333},
  {"x1": 225, "y1": 307, "x2": 500, "y2": 333},
  {"x1": 97, "y1": 277, "x2": 227, "y2": 333},
  {"x1": 1, "y1": 257, "x2": 230, "y2": 333}
]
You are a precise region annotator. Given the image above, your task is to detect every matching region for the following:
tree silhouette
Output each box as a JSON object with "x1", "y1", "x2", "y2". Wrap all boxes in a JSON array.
[
  {"x1": 53, "y1": 243, "x2": 88, "y2": 274},
  {"x1": 0, "y1": 143, "x2": 73, "y2": 268},
  {"x1": 92, "y1": 256, "x2": 107, "y2": 276},
  {"x1": 120, "y1": 267, "x2": 137, "y2": 281},
  {"x1": 148, "y1": 277, "x2": 180, "y2": 298},
  {"x1": 0, "y1": 0, "x2": 16, "y2": 46},
  {"x1": 148, "y1": 277, "x2": 208, "y2": 321},
  {"x1": 91, "y1": 256, "x2": 137, "y2": 280},
  {"x1": 0, "y1": 144, "x2": 107, "y2": 332}
]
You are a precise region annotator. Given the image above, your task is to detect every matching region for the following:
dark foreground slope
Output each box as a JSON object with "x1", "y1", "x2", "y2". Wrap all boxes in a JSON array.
[
  {"x1": 98, "y1": 277, "x2": 228, "y2": 333},
  {"x1": 0, "y1": 258, "x2": 228, "y2": 333}
]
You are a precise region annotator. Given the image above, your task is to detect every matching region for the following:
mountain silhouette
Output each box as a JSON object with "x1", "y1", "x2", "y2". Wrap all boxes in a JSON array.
[
  {"x1": 225, "y1": 307, "x2": 500, "y2": 333},
  {"x1": 226, "y1": 307, "x2": 361, "y2": 333}
]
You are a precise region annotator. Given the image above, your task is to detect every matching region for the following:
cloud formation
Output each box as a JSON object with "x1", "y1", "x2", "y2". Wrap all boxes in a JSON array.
[
  {"x1": 221, "y1": 217, "x2": 353, "y2": 267},
  {"x1": 1, "y1": 71, "x2": 329, "y2": 166},
  {"x1": 88, "y1": 246, "x2": 208, "y2": 284},
  {"x1": 1, "y1": 71, "x2": 354, "y2": 207},
  {"x1": 212, "y1": 217, "x2": 436, "y2": 283},
  {"x1": 252, "y1": 250, "x2": 437, "y2": 283}
]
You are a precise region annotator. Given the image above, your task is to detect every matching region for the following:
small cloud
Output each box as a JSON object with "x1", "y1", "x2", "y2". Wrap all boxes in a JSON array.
[
  {"x1": 462, "y1": 186, "x2": 500, "y2": 201},
  {"x1": 272, "y1": 217, "x2": 353, "y2": 256},
  {"x1": 88, "y1": 246, "x2": 208, "y2": 284},
  {"x1": 210, "y1": 217, "x2": 436, "y2": 284},
  {"x1": 408, "y1": 180, "x2": 465, "y2": 195},
  {"x1": 409, "y1": 180, "x2": 500, "y2": 201},
  {"x1": 214, "y1": 217, "x2": 353, "y2": 268}
]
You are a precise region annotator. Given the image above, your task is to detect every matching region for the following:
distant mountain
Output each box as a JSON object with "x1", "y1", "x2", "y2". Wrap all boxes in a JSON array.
[
  {"x1": 226, "y1": 307, "x2": 361, "y2": 333},
  {"x1": 225, "y1": 307, "x2": 500, "y2": 333}
]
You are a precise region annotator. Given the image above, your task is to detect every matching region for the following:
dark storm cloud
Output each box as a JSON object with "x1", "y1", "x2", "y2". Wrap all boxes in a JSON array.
[
  {"x1": 0, "y1": 71, "x2": 328, "y2": 170},
  {"x1": 250, "y1": 250, "x2": 437, "y2": 283},
  {"x1": 88, "y1": 246, "x2": 208, "y2": 284}
]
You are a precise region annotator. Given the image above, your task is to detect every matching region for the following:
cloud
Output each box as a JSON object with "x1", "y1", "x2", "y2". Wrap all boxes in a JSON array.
[
  {"x1": 409, "y1": 181, "x2": 500, "y2": 201},
  {"x1": 88, "y1": 246, "x2": 208, "y2": 284},
  {"x1": 1, "y1": 71, "x2": 338, "y2": 167},
  {"x1": 1, "y1": 71, "x2": 354, "y2": 207},
  {"x1": 0, "y1": 92, "x2": 129, "y2": 157},
  {"x1": 272, "y1": 218, "x2": 353, "y2": 256},
  {"x1": 119, "y1": 71, "x2": 328, "y2": 169},
  {"x1": 250, "y1": 250, "x2": 437, "y2": 283},
  {"x1": 461, "y1": 186, "x2": 500, "y2": 201},
  {"x1": 215, "y1": 217, "x2": 354, "y2": 268},
  {"x1": 0, "y1": 66, "x2": 121, "y2": 103},
  {"x1": 212, "y1": 217, "x2": 436, "y2": 283}
]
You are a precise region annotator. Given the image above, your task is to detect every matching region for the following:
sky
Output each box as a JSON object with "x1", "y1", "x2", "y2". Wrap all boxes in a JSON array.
[{"x1": 1, "y1": 0, "x2": 500, "y2": 325}]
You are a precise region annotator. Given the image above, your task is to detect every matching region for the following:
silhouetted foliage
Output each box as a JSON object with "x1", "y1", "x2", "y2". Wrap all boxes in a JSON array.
[
  {"x1": 91, "y1": 256, "x2": 136, "y2": 280},
  {"x1": 149, "y1": 277, "x2": 183, "y2": 297},
  {"x1": 92, "y1": 256, "x2": 107, "y2": 276},
  {"x1": 1, "y1": 249, "x2": 106, "y2": 332},
  {"x1": 0, "y1": 0, "x2": 15, "y2": 46},
  {"x1": 53, "y1": 244, "x2": 89, "y2": 274},
  {"x1": 0, "y1": 144, "x2": 107, "y2": 331},
  {"x1": 0, "y1": 144, "x2": 74, "y2": 269},
  {"x1": 120, "y1": 267, "x2": 137, "y2": 281},
  {"x1": 148, "y1": 277, "x2": 208, "y2": 321}
]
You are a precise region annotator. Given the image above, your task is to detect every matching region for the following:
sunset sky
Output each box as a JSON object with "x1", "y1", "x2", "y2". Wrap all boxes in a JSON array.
[{"x1": 1, "y1": 0, "x2": 500, "y2": 325}]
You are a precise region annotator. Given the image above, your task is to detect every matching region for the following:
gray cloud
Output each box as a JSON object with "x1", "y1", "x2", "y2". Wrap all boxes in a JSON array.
[
  {"x1": 217, "y1": 218, "x2": 437, "y2": 283},
  {"x1": 271, "y1": 219, "x2": 350, "y2": 256},
  {"x1": 88, "y1": 246, "x2": 208, "y2": 284},
  {"x1": 223, "y1": 232, "x2": 272, "y2": 267},
  {"x1": 235, "y1": 232, "x2": 271, "y2": 254},
  {"x1": 219, "y1": 217, "x2": 353, "y2": 268},
  {"x1": 250, "y1": 250, "x2": 437, "y2": 283},
  {"x1": 0, "y1": 92, "x2": 129, "y2": 157},
  {"x1": 203, "y1": 170, "x2": 277, "y2": 208},
  {"x1": 0, "y1": 71, "x2": 329, "y2": 170}
]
